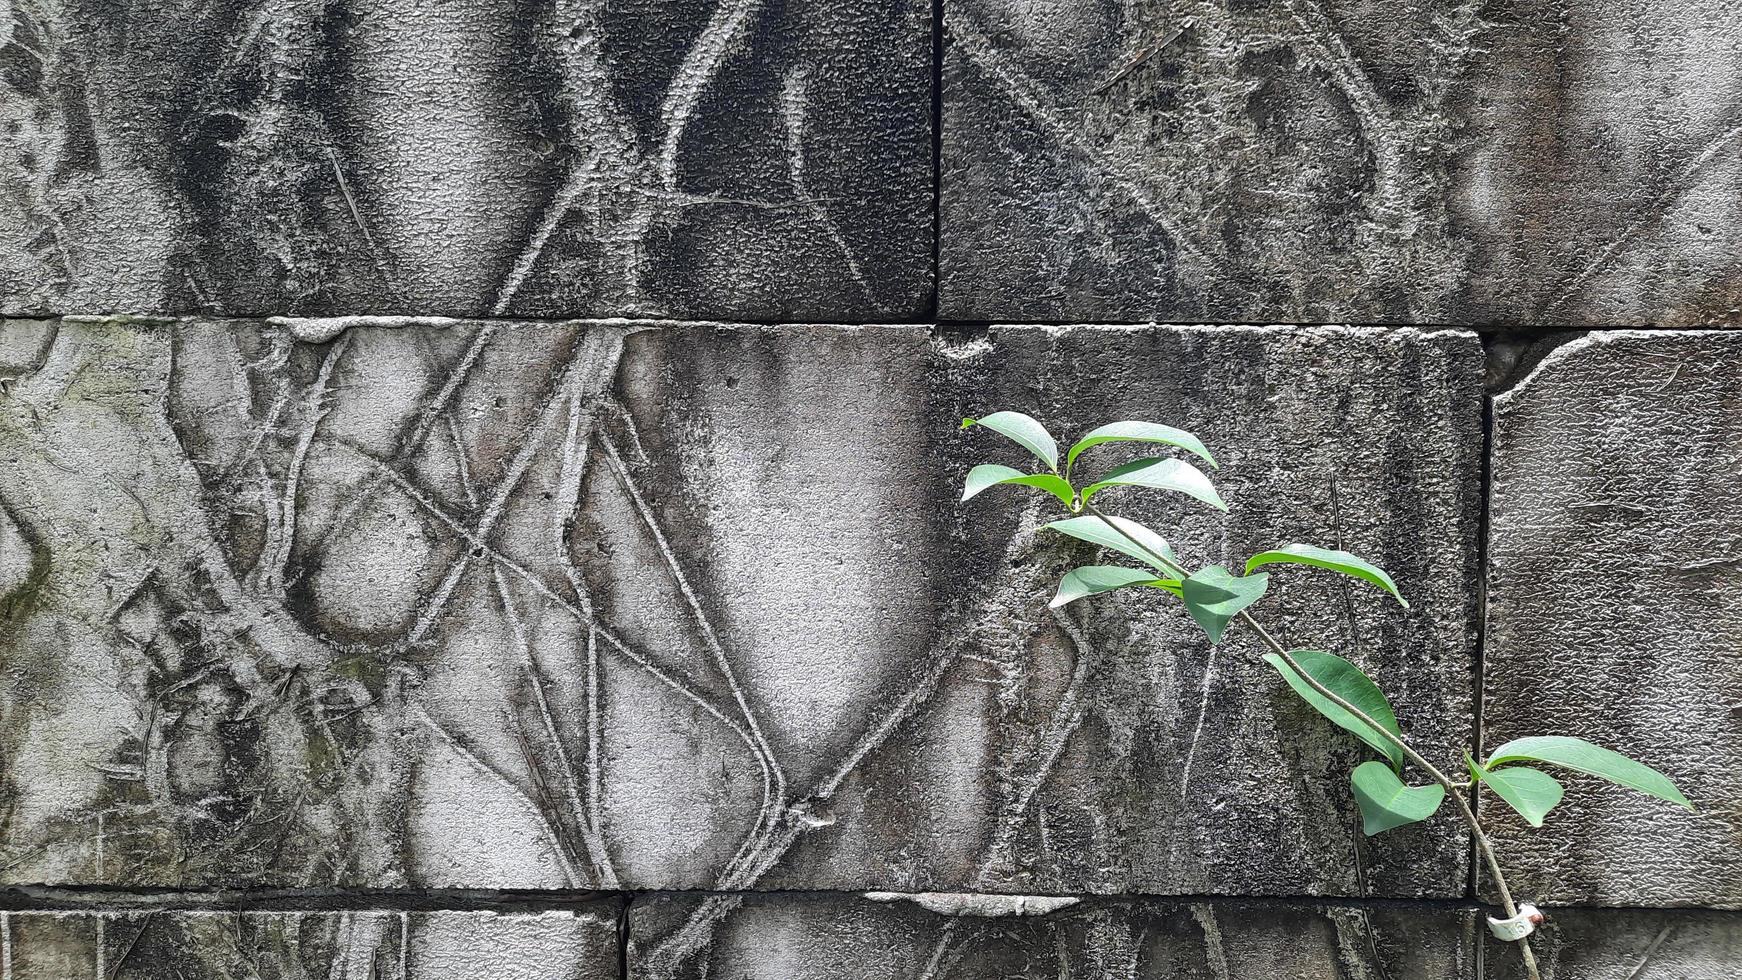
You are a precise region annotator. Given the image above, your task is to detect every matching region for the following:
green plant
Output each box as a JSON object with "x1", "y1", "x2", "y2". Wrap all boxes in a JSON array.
[{"x1": 959, "y1": 411, "x2": 1693, "y2": 980}]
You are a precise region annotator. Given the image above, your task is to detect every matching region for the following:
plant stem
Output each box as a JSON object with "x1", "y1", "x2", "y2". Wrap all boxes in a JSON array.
[{"x1": 1081, "y1": 505, "x2": 1541, "y2": 980}]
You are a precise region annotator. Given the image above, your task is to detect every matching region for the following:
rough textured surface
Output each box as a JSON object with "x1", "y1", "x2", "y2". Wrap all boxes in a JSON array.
[
  {"x1": 1486, "y1": 908, "x2": 1742, "y2": 980},
  {"x1": 0, "y1": 906, "x2": 620, "y2": 978},
  {"x1": 1486, "y1": 331, "x2": 1742, "y2": 908},
  {"x1": 0, "y1": 317, "x2": 1479, "y2": 897},
  {"x1": 942, "y1": 0, "x2": 1742, "y2": 325},
  {"x1": 0, "y1": 0, "x2": 930, "y2": 320},
  {"x1": 627, "y1": 891, "x2": 1477, "y2": 979},
  {"x1": 8, "y1": 0, "x2": 1742, "y2": 970}
]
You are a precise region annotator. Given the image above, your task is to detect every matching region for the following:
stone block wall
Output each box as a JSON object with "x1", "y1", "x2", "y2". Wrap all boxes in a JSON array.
[{"x1": 1, "y1": 1, "x2": 1738, "y2": 977}]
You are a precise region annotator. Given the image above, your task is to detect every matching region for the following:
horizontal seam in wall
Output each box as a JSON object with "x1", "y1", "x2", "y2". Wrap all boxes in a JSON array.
[
  {"x1": 0, "y1": 887, "x2": 1731, "y2": 916},
  {"x1": 5, "y1": 312, "x2": 1736, "y2": 333}
]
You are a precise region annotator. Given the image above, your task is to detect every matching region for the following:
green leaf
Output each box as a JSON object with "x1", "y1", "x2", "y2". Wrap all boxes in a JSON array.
[
  {"x1": 1262, "y1": 650, "x2": 1403, "y2": 769},
  {"x1": 1244, "y1": 544, "x2": 1408, "y2": 608},
  {"x1": 1042, "y1": 515, "x2": 1177, "y2": 571},
  {"x1": 1066, "y1": 421, "x2": 1217, "y2": 472},
  {"x1": 1485, "y1": 735, "x2": 1693, "y2": 811},
  {"x1": 960, "y1": 465, "x2": 1076, "y2": 508},
  {"x1": 962, "y1": 412, "x2": 1059, "y2": 472},
  {"x1": 1350, "y1": 761, "x2": 1446, "y2": 836},
  {"x1": 1080, "y1": 457, "x2": 1227, "y2": 511},
  {"x1": 1050, "y1": 566, "x2": 1180, "y2": 609},
  {"x1": 1470, "y1": 759, "x2": 1564, "y2": 828},
  {"x1": 1179, "y1": 565, "x2": 1268, "y2": 643}
]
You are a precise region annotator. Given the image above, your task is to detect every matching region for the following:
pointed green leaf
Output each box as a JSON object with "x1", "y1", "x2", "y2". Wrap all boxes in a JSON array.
[
  {"x1": 1471, "y1": 759, "x2": 1564, "y2": 828},
  {"x1": 1066, "y1": 420, "x2": 1217, "y2": 472},
  {"x1": 1351, "y1": 761, "x2": 1446, "y2": 836},
  {"x1": 1050, "y1": 566, "x2": 1180, "y2": 609},
  {"x1": 1485, "y1": 735, "x2": 1692, "y2": 811},
  {"x1": 1042, "y1": 515, "x2": 1177, "y2": 571},
  {"x1": 962, "y1": 412, "x2": 1059, "y2": 472},
  {"x1": 1262, "y1": 650, "x2": 1403, "y2": 769},
  {"x1": 1463, "y1": 752, "x2": 1484, "y2": 784},
  {"x1": 1178, "y1": 565, "x2": 1268, "y2": 643},
  {"x1": 1081, "y1": 457, "x2": 1227, "y2": 511},
  {"x1": 960, "y1": 465, "x2": 1076, "y2": 508},
  {"x1": 1244, "y1": 544, "x2": 1407, "y2": 608}
]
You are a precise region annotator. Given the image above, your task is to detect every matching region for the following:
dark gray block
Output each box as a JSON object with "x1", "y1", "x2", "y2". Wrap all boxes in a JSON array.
[
  {"x1": 1486, "y1": 331, "x2": 1742, "y2": 908},
  {"x1": 0, "y1": 317, "x2": 1480, "y2": 896},
  {"x1": 0, "y1": 906, "x2": 621, "y2": 979},
  {"x1": 1486, "y1": 908, "x2": 1742, "y2": 980},
  {"x1": 0, "y1": 0, "x2": 930, "y2": 320},
  {"x1": 942, "y1": 0, "x2": 1742, "y2": 325},
  {"x1": 627, "y1": 892, "x2": 1477, "y2": 980}
]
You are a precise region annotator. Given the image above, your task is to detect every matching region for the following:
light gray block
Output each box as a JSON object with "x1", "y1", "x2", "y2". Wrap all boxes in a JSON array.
[
  {"x1": 1486, "y1": 331, "x2": 1742, "y2": 907},
  {"x1": 0, "y1": 906, "x2": 621, "y2": 979},
  {"x1": 627, "y1": 891, "x2": 1478, "y2": 980},
  {"x1": 0, "y1": 317, "x2": 1480, "y2": 896},
  {"x1": 0, "y1": 0, "x2": 930, "y2": 320},
  {"x1": 942, "y1": 0, "x2": 1742, "y2": 325}
]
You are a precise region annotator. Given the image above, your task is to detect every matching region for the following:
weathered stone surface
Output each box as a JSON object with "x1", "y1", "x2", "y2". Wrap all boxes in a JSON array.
[
  {"x1": 0, "y1": 317, "x2": 1480, "y2": 897},
  {"x1": 0, "y1": 905, "x2": 621, "y2": 978},
  {"x1": 0, "y1": 0, "x2": 930, "y2": 321},
  {"x1": 627, "y1": 891, "x2": 1477, "y2": 979},
  {"x1": 1486, "y1": 908, "x2": 1742, "y2": 980},
  {"x1": 941, "y1": 0, "x2": 1742, "y2": 325},
  {"x1": 1486, "y1": 331, "x2": 1742, "y2": 908}
]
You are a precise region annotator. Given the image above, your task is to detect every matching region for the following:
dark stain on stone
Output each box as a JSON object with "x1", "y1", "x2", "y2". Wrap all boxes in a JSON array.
[
  {"x1": 50, "y1": 69, "x2": 100, "y2": 180},
  {"x1": 0, "y1": 41, "x2": 42, "y2": 99}
]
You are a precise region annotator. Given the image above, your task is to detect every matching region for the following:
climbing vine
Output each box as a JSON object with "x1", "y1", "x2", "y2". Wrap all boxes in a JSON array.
[{"x1": 958, "y1": 411, "x2": 1693, "y2": 980}]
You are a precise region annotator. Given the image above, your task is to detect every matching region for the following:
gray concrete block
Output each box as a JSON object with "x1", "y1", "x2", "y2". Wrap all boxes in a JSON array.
[
  {"x1": 941, "y1": 0, "x2": 1742, "y2": 325},
  {"x1": 1485, "y1": 908, "x2": 1742, "y2": 980},
  {"x1": 0, "y1": 0, "x2": 930, "y2": 320},
  {"x1": 1486, "y1": 331, "x2": 1742, "y2": 908},
  {"x1": 627, "y1": 892, "x2": 1478, "y2": 980},
  {"x1": 0, "y1": 317, "x2": 1480, "y2": 896},
  {"x1": 0, "y1": 906, "x2": 621, "y2": 979}
]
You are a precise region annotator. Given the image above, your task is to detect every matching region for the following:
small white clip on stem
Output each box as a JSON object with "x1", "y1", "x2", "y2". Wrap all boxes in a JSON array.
[{"x1": 1487, "y1": 903, "x2": 1545, "y2": 942}]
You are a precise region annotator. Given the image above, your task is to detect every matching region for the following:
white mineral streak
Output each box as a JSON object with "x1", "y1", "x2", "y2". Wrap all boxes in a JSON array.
[
  {"x1": 1489, "y1": 331, "x2": 1600, "y2": 406},
  {"x1": 861, "y1": 891, "x2": 1080, "y2": 916},
  {"x1": 266, "y1": 315, "x2": 473, "y2": 343}
]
